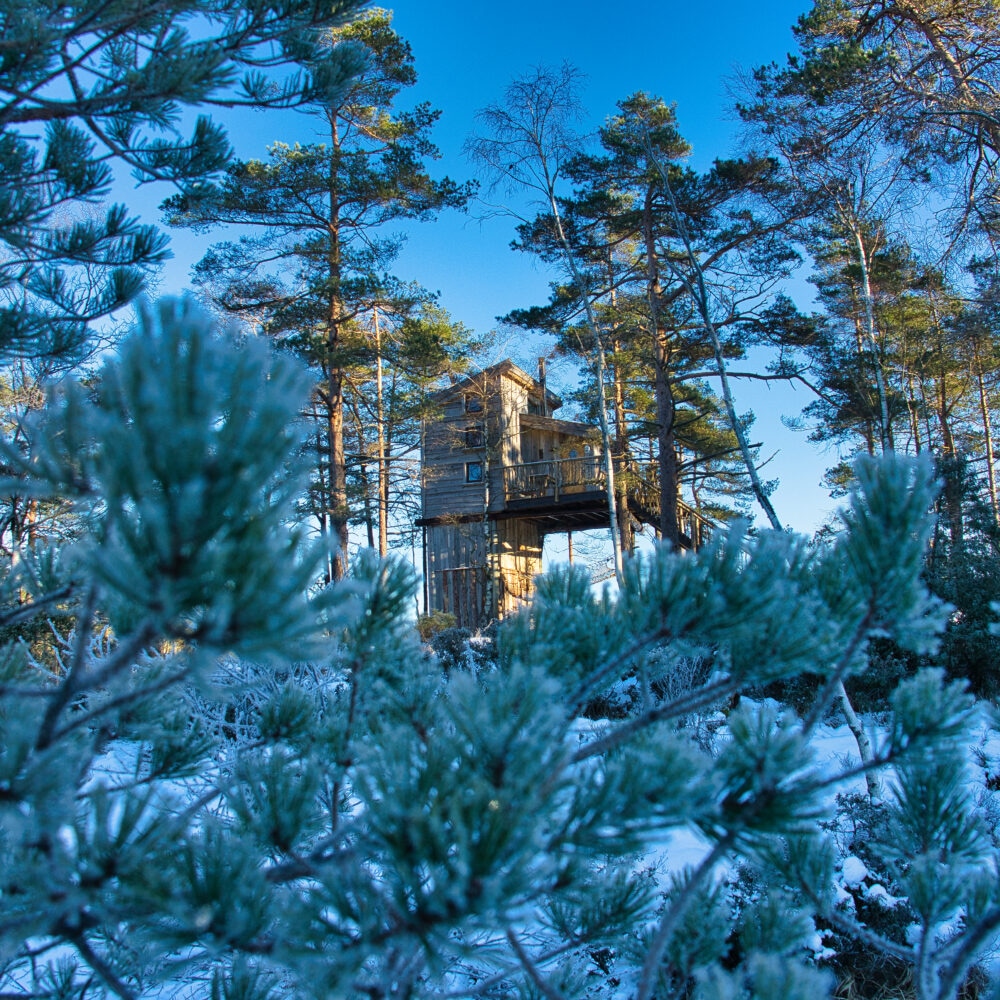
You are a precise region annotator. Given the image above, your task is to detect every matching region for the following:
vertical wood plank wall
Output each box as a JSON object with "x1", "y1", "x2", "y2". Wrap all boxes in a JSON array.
[
  {"x1": 425, "y1": 521, "x2": 488, "y2": 627},
  {"x1": 425, "y1": 518, "x2": 543, "y2": 628},
  {"x1": 495, "y1": 518, "x2": 543, "y2": 618}
]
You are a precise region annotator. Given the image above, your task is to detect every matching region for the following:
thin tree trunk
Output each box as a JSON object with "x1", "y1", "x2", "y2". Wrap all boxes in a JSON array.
[
  {"x1": 905, "y1": 372, "x2": 923, "y2": 453},
  {"x1": 851, "y1": 222, "x2": 893, "y2": 454},
  {"x1": 327, "y1": 113, "x2": 349, "y2": 580},
  {"x1": 931, "y1": 297, "x2": 963, "y2": 549},
  {"x1": 606, "y1": 275, "x2": 634, "y2": 556},
  {"x1": 850, "y1": 311, "x2": 878, "y2": 456},
  {"x1": 349, "y1": 396, "x2": 376, "y2": 550},
  {"x1": 974, "y1": 342, "x2": 999, "y2": 525},
  {"x1": 610, "y1": 338, "x2": 635, "y2": 555},
  {"x1": 374, "y1": 308, "x2": 389, "y2": 557},
  {"x1": 837, "y1": 679, "x2": 881, "y2": 803},
  {"x1": 311, "y1": 400, "x2": 334, "y2": 583},
  {"x1": 643, "y1": 186, "x2": 680, "y2": 546},
  {"x1": 542, "y1": 173, "x2": 624, "y2": 581}
]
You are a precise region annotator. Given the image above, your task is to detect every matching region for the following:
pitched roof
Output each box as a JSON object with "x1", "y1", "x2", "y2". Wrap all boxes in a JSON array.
[{"x1": 437, "y1": 359, "x2": 562, "y2": 409}]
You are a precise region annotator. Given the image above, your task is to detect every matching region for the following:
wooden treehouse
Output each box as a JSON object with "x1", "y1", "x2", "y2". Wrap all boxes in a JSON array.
[{"x1": 417, "y1": 361, "x2": 713, "y2": 629}]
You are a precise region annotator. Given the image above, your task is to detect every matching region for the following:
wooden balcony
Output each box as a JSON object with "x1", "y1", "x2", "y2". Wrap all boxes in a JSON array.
[
  {"x1": 502, "y1": 457, "x2": 714, "y2": 549},
  {"x1": 503, "y1": 456, "x2": 604, "y2": 502}
]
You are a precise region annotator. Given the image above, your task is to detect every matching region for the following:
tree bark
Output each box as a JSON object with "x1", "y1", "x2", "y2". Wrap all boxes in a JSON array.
[
  {"x1": 327, "y1": 113, "x2": 349, "y2": 581},
  {"x1": 374, "y1": 308, "x2": 389, "y2": 557},
  {"x1": 850, "y1": 221, "x2": 893, "y2": 454},
  {"x1": 643, "y1": 187, "x2": 680, "y2": 546},
  {"x1": 974, "y1": 342, "x2": 999, "y2": 526}
]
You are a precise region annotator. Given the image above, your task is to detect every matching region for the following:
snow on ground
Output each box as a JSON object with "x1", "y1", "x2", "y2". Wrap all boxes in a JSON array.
[{"x1": 20, "y1": 688, "x2": 1000, "y2": 998}]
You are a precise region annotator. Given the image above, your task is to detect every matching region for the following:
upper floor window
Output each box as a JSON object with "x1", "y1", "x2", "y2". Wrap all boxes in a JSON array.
[
  {"x1": 464, "y1": 394, "x2": 483, "y2": 413},
  {"x1": 464, "y1": 426, "x2": 484, "y2": 449}
]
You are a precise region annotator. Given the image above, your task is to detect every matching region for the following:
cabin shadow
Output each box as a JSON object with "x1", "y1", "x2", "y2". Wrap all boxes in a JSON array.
[{"x1": 417, "y1": 361, "x2": 712, "y2": 629}]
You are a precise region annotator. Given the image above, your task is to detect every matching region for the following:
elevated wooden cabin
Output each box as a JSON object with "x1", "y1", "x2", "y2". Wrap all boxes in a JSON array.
[{"x1": 417, "y1": 361, "x2": 711, "y2": 628}]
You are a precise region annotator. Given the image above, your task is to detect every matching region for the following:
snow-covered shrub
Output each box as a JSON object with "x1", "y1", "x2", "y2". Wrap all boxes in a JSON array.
[
  {"x1": 424, "y1": 624, "x2": 498, "y2": 677},
  {"x1": 2, "y1": 299, "x2": 999, "y2": 1000}
]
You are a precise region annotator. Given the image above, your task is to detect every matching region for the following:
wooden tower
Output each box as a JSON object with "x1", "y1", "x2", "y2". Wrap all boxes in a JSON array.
[{"x1": 417, "y1": 361, "x2": 711, "y2": 629}]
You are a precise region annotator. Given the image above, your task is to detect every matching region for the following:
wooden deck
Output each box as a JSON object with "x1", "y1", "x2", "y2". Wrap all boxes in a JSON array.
[
  {"x1": 503, "y1": 456, "x2": 604, "y2": 501},
  {"x1": 502, "y1": 457, "x2": 714, "y2": 549}
]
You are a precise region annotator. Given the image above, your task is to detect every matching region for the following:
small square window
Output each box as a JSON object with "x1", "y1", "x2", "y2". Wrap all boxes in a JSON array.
[
  {"x1": 464, "y1": 394, "x2": 483, "y2": 413},
  {"x1": 464, "y1": 426, "x2": 484, "y2": 449},
  {"x1": 465, "y1": 461, "x2": 484, "y2": 483}
]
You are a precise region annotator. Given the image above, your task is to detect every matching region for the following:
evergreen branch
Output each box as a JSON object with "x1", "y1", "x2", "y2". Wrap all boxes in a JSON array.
[
  {"x1": 0, "y1": 683, "x2": 60, "y2": 698},
  {"x1": 56, "y1": 667, "x2": 190, "y2": 748},
  {"x1": 33, "y1": 584, "x2": 98, "y2": 751},
  {"x1": 262, "y1": 837, "x2": 360, "y2": 883},
  {"x1": 567, "y1": 626, "x2": 692, "y2": 710},
  {"x1": 800, "y1": 607, "x2": 876, "y2": 737},
  {"x1": 80, "y1": 621, "x2": 161, "y2": 691},
  {"x1": 935, "y1": 905, "x2": 1000, "y2": 1000},
  {"x1": 806, "y1": 891, "x2": 913, "y2": 965},
  {"x1": 572, "y1": 675, "x2": 739, "y2": 763},
  {"x1": 34, "y1": 597, "x2": 158, "y2": 751},
  {"x1": 636, "y1": 833, "x2": 735, "y2": 1000},
  {"x1": 65, "y1": 930, "x2": 136, "y2": 1000},
  {"x1": 805, "y1": 751, "x2": 895, "y2": 794},
  {"x1": 672, "y1": 368, "x2": 809, "y2": 383},
  {"x1": 506, "y1": 929, "x2": 569, "y2": 1000},
  {"x1": 439, "y1": 939, "x2": 586, "y2": 999}
]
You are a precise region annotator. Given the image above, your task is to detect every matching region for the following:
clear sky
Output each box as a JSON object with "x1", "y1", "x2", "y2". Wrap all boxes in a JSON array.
[{"x1": 152, "y1": 0, "x2": 844, "y2": 535}]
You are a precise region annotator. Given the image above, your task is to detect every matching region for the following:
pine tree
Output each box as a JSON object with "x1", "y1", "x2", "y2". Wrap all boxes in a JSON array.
[
  {"x1": 503, "y1": 88, "x2": 799, "y2": 540},
  {"x1": 166, "y1": 9, "x2": 472, "y2": 580},
  {"x1": 791, "y1": 0, "x2": 1000, "y2": 242},
  {"x1": 0, "y1": 0, "x2": 367, "y2": 361}
]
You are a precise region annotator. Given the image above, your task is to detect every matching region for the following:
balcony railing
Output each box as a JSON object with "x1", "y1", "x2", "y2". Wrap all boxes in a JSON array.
[
  {"x1": 502, "y1": 457, "x2": 714, "y2": 548},
  {"x1": 503, "y1": 457, "x2": 603, "y2": 502}
]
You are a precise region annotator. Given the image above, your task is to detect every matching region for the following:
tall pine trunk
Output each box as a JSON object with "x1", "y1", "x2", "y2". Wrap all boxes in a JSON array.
[
  {"x1": 644, "y1": 188, "x2": 680, "y2": 546},
  {"x1": 327, "y1": 115, "x2": 349, "y2": 581}
]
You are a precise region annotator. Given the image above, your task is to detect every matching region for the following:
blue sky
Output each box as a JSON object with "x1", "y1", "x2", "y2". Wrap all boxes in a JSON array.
[{"x1": 152, "y1": 0, "x2": 842, "y2": 534}]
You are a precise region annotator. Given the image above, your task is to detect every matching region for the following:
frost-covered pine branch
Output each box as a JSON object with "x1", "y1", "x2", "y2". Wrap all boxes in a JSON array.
[{"x1": 0, "y1": 299, "x2": 996, "y2": 1000}]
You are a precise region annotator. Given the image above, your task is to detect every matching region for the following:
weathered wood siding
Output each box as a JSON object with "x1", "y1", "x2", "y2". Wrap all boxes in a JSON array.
[
  {"x1": 422, "y1": 368, "x2": 535, "y2": 521},
  {"x1": 495, "y1": 518, "x2": 543, "y2": 618},
  {"x1": 422, "y1": 394, "x2": 488, "y2": 521},
  {"x1": 425, "y1": 521, "x2": 489, "y2": 628},
  {"x1": 487, "y1": 372, "x2": 527, "y2": 514},
  {"x1": 424, "y1": 517, "x2": 543, "y2": 628}
]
